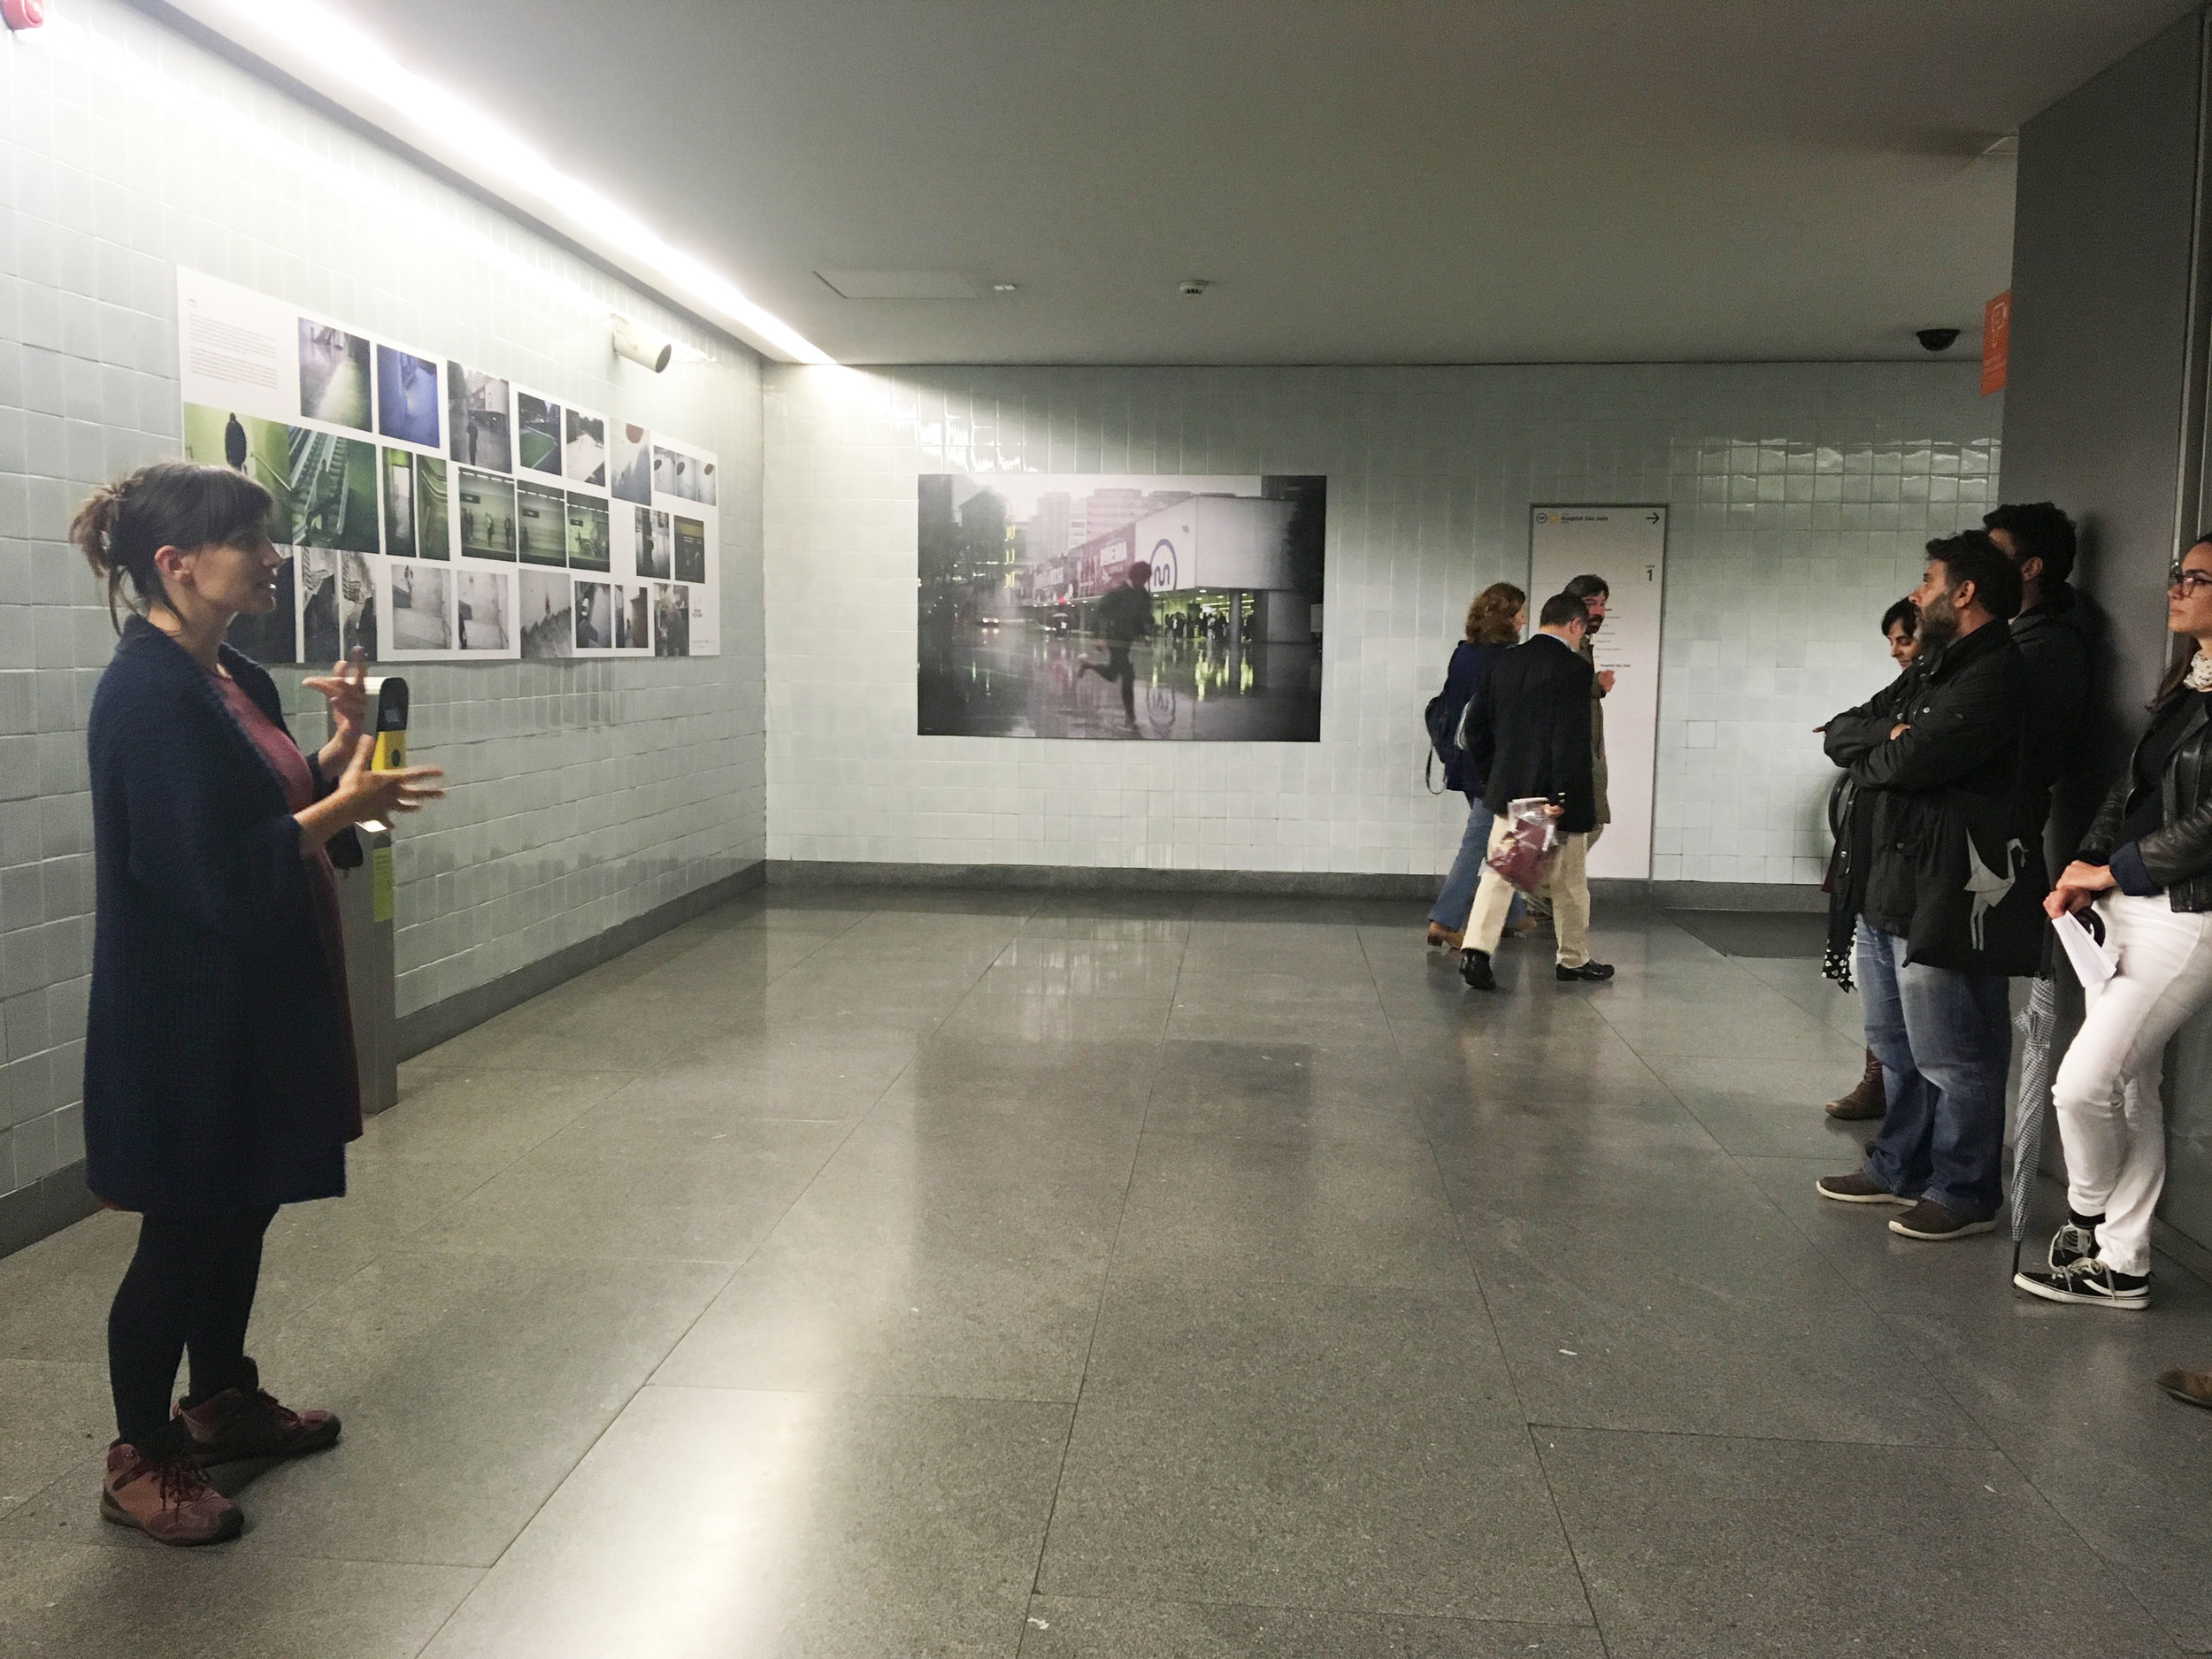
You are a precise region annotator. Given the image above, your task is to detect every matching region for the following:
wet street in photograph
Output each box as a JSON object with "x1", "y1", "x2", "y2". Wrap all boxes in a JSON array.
[{"x1": 919, "y1": 626, "x2": 1323, "y2": 741}]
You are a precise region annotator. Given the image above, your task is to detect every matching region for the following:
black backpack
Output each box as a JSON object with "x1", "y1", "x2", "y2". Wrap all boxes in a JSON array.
[{"x1": 1423, "y1": 681, "x2": 1462, "y2": 795}]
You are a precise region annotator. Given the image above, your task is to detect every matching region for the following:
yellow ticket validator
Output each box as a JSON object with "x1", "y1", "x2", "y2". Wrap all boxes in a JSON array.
[{"x1": 363, "y1": 676, "x2": 410, "y2": 772}]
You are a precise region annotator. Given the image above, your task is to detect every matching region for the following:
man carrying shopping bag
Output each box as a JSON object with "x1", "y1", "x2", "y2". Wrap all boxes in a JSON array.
[{"x1": 1455, "y1": 592, "x2": 1615, "y2": 993}]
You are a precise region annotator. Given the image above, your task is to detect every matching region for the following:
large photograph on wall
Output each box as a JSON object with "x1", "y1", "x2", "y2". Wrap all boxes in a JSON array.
[
  {"x1": 174, "y1": 268, "x2": 721, "y2": 662},
  {"x1": 918, "y1": 474, "x2": 1326, "y2": 741}
]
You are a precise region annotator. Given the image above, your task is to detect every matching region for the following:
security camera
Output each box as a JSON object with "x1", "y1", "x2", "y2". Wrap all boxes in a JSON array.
[
  {"x1": 611, "y1": 315, "x2": 673, "y2": 373},
  {"x1": 1916, "y1": 327, "x2": 1961, "y2": 352},
  {"x1": 1178, "y1": 280, "x2": 1210, "y2": 297}
]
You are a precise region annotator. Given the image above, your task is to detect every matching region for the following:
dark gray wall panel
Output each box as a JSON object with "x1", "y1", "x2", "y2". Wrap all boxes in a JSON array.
[
  {"x1": 2007, "y1": 12, "x2": 2203, "y2": 757},
  {"x1": 2009, "y1": 9, "x2": 2212, "y2": 1256}
]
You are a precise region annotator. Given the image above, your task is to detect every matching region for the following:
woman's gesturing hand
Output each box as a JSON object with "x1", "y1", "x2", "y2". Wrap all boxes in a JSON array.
[
  {"x1": 303, "y1": 649, "x2": 369, "y2": 776},
  {"x1": 296, "y1": 734, "x2": 444, "y2": 848},
  {"x1": 334, "y1": 732, "x2": 444, "y2": 821},
  {"x1": 2045, "y1": 860, "x2": 2116, "y2": 919}
]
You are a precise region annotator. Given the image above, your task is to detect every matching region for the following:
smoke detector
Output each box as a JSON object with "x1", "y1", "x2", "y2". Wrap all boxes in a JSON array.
[{"x1": 1178, "y1": 280, "x2": 1210, "y2": 297}]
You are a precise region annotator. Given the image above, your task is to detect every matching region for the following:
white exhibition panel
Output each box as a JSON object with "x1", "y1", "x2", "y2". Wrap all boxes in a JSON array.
[
  {"x1": 1529, "y1": 505, "x2": 1668, "y2": 879},
  {"x1": 175, "y1": 268, "x2": 719, "y2": 662}
]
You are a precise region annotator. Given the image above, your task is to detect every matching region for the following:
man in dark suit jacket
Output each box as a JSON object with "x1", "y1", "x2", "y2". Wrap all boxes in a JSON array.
[{"x1": 1455, "y1": 591, "x2": 1615, "y2": 991}]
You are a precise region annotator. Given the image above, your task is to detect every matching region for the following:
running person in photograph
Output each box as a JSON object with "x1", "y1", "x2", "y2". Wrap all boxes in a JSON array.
[{"x1": 1078, "y1": 560, "x2": 1156, "y2": 732}]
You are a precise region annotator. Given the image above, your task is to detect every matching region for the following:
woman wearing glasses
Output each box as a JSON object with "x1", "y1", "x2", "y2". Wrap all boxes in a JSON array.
[{"x1": 2030, "y1": 538, "x2": 2212, "y2": 1310}]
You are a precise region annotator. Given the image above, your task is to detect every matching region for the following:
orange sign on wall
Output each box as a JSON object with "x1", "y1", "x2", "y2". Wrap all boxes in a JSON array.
[{"x1": 1981, "y1": 290, "x2": 2010, "y2": 395}]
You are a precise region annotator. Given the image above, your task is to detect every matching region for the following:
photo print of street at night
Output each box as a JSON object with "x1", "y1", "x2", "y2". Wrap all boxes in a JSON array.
[{"x1": 918, "y1": 474, "x2": 1325, "y2": 740}]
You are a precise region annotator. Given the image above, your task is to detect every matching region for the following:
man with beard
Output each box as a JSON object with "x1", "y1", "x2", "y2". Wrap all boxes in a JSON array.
[{"x1": 1816, "y1": 533, "x2": 2047, "y2": 1241}]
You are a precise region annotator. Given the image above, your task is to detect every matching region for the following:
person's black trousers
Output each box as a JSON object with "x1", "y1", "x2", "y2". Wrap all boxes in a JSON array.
[{"x1": 107, "y1": 1207, "x2": 278, "y2": 1453}]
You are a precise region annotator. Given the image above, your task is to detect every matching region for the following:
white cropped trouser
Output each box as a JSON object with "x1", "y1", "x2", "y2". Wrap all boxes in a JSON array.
[{"x1": 2050, "y1": 892, "x2": 2212, "y2": 1277}]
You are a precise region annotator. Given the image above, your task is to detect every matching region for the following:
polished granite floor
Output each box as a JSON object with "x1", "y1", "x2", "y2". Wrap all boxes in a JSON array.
[{"x1": 5, "y1": 887, "x2": 2212, "y2": 1657}]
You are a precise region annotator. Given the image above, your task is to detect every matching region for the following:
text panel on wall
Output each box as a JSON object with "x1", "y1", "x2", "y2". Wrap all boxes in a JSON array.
[{"x1": 1529, "y1": 505, "x2": 1669, "y2": 879}]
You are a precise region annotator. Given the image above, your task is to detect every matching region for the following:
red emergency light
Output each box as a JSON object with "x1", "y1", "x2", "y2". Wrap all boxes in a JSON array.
[{"x1": 2, "y1": 0, "x2": 46, "y2": 29}]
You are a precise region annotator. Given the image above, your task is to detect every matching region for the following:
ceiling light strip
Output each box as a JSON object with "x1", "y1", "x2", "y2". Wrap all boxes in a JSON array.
[{"x1": 199, "y1": 0, "x2": 833, "y2": 365}]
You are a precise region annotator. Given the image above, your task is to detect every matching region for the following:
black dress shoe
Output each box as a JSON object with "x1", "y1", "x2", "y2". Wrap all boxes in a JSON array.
[
  {"x1": 1555, "y1": 961, "x2": 1615, "y2": 982},
  {"x1": 1460, "y1": 949, "x2": 1496, "y2": 991}
]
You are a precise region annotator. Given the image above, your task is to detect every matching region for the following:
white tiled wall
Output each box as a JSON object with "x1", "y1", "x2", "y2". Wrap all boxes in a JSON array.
[
  {"x1": 764, "y1": 363, "x2": 1998, "y2": 878},
  {"x1": 0, "y1": 3, "x2": 765, "y2": 1204}
]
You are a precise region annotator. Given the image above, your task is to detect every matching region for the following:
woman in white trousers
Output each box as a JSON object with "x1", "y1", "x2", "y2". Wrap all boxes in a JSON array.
[{"x1": 2032, "y1": 536, "x2": 2212, "y2": 1310}]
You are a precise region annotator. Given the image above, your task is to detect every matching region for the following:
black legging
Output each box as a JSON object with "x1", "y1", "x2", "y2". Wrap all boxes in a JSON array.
[
  {"x1": 107, "y1": 1208, "x2": 278, "y2": 1452},
  {"x1": 1086, "y1": 644, "x2": 1138, "y2": 720}
]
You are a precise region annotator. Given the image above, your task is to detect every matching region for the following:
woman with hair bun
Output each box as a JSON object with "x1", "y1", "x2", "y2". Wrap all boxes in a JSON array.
[{"x1": 70, "y1": 461, "x2": 444, "y2": 1544}]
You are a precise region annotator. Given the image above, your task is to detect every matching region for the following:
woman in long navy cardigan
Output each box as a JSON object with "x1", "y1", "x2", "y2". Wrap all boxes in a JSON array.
[{"x1": 72, "y1": 463, "x2": 442, "y2": 1544}]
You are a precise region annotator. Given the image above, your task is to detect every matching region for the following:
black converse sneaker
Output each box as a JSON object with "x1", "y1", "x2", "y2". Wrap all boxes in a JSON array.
[
  {"x1": 2013, "y1": 1256, "x2": 2150, "y2": 1310},
  {"x1": 2047, "y1": 1219, "x2": 2099, "y2": 1274}
]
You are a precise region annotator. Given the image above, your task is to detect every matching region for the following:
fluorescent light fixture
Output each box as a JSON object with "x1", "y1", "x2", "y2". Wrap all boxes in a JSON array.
[{"x1": 190, "y1": 0, "x2": 833, "y2": 365}]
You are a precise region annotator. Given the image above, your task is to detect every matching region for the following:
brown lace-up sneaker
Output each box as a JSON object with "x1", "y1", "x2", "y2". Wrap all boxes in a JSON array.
[
  {"x1": 101, "y1": 1441, "x2": 242, "y2": 1545},
  {"x1": 1824, "y1": 1050, "x2": 1886, "y2": 1121},
  {"x1": 178, "y1": 1388, "x2": 342, "y2": 1466},
  {"x1": 1816, "y1": 1172, "x2": 1909, "y2": 1206}
]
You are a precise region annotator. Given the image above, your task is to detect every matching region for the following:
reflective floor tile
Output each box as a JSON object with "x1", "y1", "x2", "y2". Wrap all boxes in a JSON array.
[
  {"x1": 1018, "y1": 1597, "x2": 1604, "y2": 1657},
  {"x1": 1539, "y1": 1427, "x2": 2182, "y2": 1658},
  {"x1": 0, "y1": 1359, "x2": 107, "y2": 1519},
  {"x1": 419, "y1": 1386, "x2": 1069, "y2": 1659},
  {"x1": 1113, "y1": 1133, "x2": 1471, "y2": 1289},
  {"x1": 0, "y1": 1539, "x2": 480, "y2": 1659}
]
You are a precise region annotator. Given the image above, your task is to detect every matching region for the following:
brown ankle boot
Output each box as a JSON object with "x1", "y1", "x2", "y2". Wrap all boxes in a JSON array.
[
  {"x1": 1824, "y1": 1049, "x2": 1886, "y2": 1120},
  {"x1": 100, "y1": 1441, "x2": 242, "y2": 1545}
]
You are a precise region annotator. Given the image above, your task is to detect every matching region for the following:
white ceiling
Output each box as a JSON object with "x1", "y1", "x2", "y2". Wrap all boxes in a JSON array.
[{"x1": 174, "y1": 1, "x2": 2200, "y2": 365}]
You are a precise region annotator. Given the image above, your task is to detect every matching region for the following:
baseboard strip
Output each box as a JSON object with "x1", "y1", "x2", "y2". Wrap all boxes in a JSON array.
[{"x1": 396, "y1": 861, "x2": 765, "y2": 1061}]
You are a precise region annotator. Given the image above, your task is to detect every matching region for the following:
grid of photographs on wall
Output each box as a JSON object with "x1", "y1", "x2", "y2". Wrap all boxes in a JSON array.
[{"x1": 176, "y1": 267, "x2": 719, "y2": 663}]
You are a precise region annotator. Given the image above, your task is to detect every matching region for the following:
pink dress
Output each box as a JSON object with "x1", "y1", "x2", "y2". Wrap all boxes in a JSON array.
[{"x1": 210, "y1": 671, "x2": 364, "y2": 1139}]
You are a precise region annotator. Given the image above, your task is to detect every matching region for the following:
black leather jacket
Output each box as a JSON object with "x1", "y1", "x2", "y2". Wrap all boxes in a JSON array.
[{"x1": 2080, "y1": 690, "x2": 2212, "y2": 912}]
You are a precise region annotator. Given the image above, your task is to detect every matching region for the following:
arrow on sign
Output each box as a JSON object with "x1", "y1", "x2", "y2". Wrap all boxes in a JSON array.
[{"x1": 1646, "y1": 511, "x2": 1661, "y2": 524}]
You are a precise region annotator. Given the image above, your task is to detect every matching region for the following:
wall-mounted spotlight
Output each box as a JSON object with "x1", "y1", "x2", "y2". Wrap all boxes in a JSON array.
[{"x1": 611, "y1": 313, "x2": 672, "y2": 373}]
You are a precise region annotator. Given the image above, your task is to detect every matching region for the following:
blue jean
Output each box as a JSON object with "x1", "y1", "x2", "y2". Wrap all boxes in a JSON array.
[
  {"x1": 1855, "y1": 918, "x2": 2011, "y2": 1220},
  {"x1": 1431, "y1": 796, "x2": 1526, "y2": 932}
]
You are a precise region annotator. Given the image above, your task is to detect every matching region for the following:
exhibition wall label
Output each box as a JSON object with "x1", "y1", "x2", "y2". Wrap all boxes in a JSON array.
[{"x1": 175, "y1": 269, "x2": 718, "y2": 663}]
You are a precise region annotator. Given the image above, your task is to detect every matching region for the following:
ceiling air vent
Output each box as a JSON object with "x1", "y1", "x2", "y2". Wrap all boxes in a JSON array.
[{"x1": 816, "y1": 270, "x2": 980, "y2": 301}]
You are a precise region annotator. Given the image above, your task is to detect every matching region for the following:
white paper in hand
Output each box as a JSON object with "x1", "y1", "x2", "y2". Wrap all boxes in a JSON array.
[{"x1": 2054, "y1": 909, "x2": 2118, "y2": 987}]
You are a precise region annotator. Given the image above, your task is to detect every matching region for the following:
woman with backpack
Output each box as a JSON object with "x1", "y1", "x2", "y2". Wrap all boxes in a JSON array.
[{"x1": 1425, "y1": 583, "x2": 1530, "y2": 950}]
